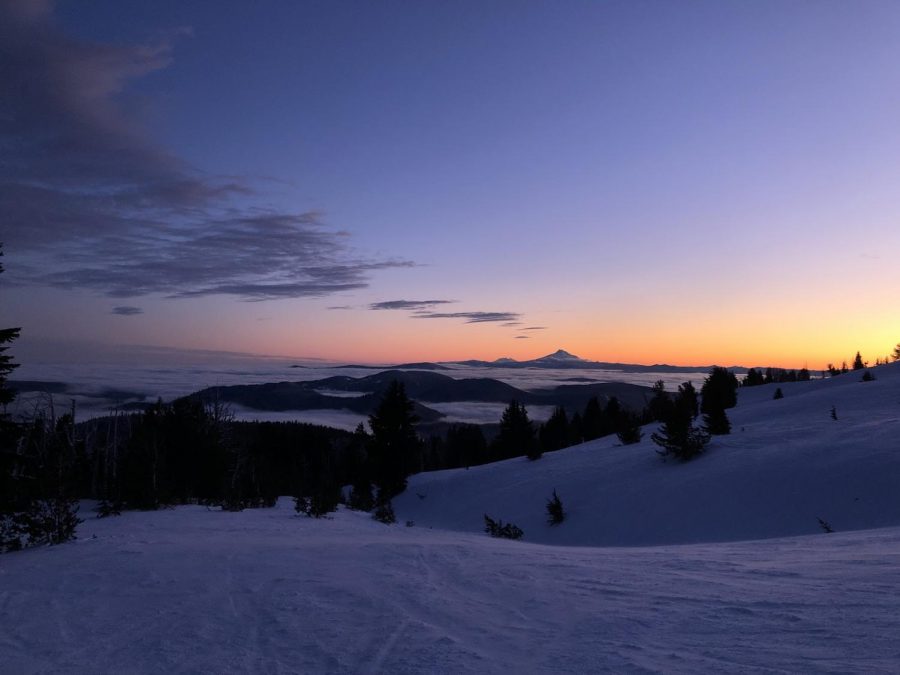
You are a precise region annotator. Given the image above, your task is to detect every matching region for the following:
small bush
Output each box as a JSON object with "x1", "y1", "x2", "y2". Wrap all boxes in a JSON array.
[
  {"x1": 372, "y1": 500, "x2": 396, "y2": 524},
  {"x1": 861, "y1": 370, "x2": 876, "y2": 382},
  {"x1": 484, "y1": 514, "x2": 524, "y2": 540},
  {"x1": 817, "y1": 517, "x2": 834, "y2": 534},
  {"x1": 96, "y1": 499, "x2": 122, "y2": 518},
  {"x1": 546, "y1": 489, "x2": 565, "y2": 525},
  {"x1": 773, "y1": 388, "x2": 784, "y2": 400}
]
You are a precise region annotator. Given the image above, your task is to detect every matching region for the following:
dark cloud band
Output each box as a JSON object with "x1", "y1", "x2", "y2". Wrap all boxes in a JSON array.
[{"x1": 0, "y1": 5, "x2": 409, "y2": 302}]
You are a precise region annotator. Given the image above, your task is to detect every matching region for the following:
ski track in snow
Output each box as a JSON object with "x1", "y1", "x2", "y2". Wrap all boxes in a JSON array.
[{"x1": 3, "y1": 505, "x2": 900, "y2": 673}]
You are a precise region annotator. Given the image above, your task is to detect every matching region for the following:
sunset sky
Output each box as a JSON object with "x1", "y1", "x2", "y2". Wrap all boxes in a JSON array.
[{"x1": 2, "y1": 0, "x2": 900, "y2": 368}]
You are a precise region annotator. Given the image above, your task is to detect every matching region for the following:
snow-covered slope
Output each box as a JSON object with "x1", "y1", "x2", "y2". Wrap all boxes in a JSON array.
[
  {"x1": 395, "y1": 362, "x2": 900, "y2": 546},
  {"x1": 3, "y1": 504, "x2": 900, "y2": 674}
]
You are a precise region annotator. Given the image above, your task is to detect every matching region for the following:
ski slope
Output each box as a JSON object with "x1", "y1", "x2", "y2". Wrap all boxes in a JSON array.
[
  {"x1": 396, "y1": 362, "x2": 900, "y2": 546},
  {"x1": 2, "y1": 363, "x2": 900, "y2": 672},
  {"x1": 2, "y1": 503, "x2": 900, "y2": 674}
]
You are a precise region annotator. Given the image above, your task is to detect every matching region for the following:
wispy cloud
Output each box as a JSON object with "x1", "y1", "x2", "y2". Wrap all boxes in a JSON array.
[
  {"x1": 0, "y1": 4, "x2": 410, "y2": 301},
  {"x1": 515, "y1": 335, "x2": 530, "y2": 339},
  {"x1": 327, "y1": 305, "x2": 355, "y2": 310},
  {"x1": 370, "y1": 299, "x2": 456, "y2": 311},
  {"x1": 521, "y1": 326, "x2": 547, "y2": 331},
  {"x1": 111, "y1": 306, "x2": 143, "y2": 316},
  {"x1": 412, "y1": 311, "x2": 521, "y2": 324}
]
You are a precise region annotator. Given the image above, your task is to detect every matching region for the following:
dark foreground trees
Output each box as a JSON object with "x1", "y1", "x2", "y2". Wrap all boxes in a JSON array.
[{"x1": 368, "y1": 380, "x2": 422, "y2": 500}]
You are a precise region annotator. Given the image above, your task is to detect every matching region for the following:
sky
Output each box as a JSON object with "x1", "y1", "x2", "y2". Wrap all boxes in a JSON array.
[{"x1": 2, "y1": 0, "x2": 900, "y2": 368}]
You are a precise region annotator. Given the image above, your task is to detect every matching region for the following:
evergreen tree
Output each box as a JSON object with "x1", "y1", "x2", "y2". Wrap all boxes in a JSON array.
[
  {"x1": 852, "y1": 351, "x2": 865, "y2": 370},
  {"x1": 368, "y1": 380, "x2": 421, "y2": 499},
  {"x1": 0, "y1": 244, "x2": 25, "y2": 551},
  {"x1": 773, "y1": 387, "x2": 784, "y2": 400},
  {"x1": 545, "y1": 489, "x2": 565, "y2": 525},
  {"x1": 616, "y1": 413, "x2": 643, "y2": 445},
  {"x1": 861, "y1": 370, "x2": 876, "y2": 382},
  {"x1": 700, "y1": 367, "x2": 739, "y2": 413},
  {"x1": 742, "y1": 368, "x2": 765, "y2": 387},
  {"x1": 491, "y1": 400, "x2": 538, "y2": 460},
  {"x1": 703, "y1": 406, "x2": 731, "y2": 435},
  {"x1": 647, "y1": 380, "x2": 673, "y2": 422},
  {"x1": 581, "y1": 397, "x2": 604, "y2": 441},
  {"x1": 651, "y1": 386, "x2": 710, "y2": 461},
  {"x1": 372, "y1": 497, "x2": 396, "y2": 524},
  {"x1": 892, "y1": 343, "x2": 900, "y2": 362},
  {"x1": 539, "y1": 406, "x2": 570, "y2": 453},
  {"x1": 445, "y1": 424, "x2": 488, "y2": 468},
  {"x1": 678, "y1": 382, "x2": 699, "y2": 418}
]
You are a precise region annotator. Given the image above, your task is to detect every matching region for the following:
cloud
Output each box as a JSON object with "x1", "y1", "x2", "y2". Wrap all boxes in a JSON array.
[
  {"x1": 521, "y1": 326, "x2": 547, "y2": 331},
  {"x1": 515, "y1": 335, "x2": 530, "y2": 339},
  {"x1": 326, "y1": 305, "x2": 354, "y2": 310},
  {"x1": 0, "y1": 5, "x2": 409, "y2": 301},
  {"x1": 412, "y1": 311, "x2": 521, "y2": 324},
  {"x1": 369, "y1": 299, "x2": 455, "y2": 311},
  {"x1": 111, "y1": 306, "x2": 143, "y2": 316},
  {"x1": 501, "y1": 322, "x2": 522, "y2": 327}
]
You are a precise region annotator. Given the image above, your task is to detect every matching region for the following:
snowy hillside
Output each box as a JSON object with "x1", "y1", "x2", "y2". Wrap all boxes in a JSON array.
[
  {"x1": 395, "y1": 362, "x2": 900, "y2": 546},
  {"x1": 4, "y1": 364, "x2": 900, "y2": 673},
  {"x1": 3, "y1": 503, "x2": 900, "y2": 674}
]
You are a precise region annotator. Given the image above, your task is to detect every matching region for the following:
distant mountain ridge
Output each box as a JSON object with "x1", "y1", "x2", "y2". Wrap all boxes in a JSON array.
[{"x1": 452, "y1": 348, "x2": 746, "y2": 373}]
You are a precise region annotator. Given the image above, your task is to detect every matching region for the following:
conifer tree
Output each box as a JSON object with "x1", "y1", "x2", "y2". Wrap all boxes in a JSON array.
[
  {"x1": 492, "y1": 400, "x2": 538, "y2": 460},
  {"x1": 892, "y1": 343, "x2": 900, "y2": 362},
  {"x1": 703, "y1": 406, "x2": 731, "y2": 435},
  {"x1": 546, "y1": 489, "x2": 565, "y2": 525},
  {"x1": 581, "y1": 397, "x2": 604, "y2": 440},
  {"x1": 700, "y1": 367, "x2": 739, "y2": 413},
  {"x1": 773, "y1": 387, "x2": 784, "y2": 400},
  {"x1": 616, "y1": 413, "x2": 643, "y2": 445},
  {"x1": 539, "y1": 406, "x2": 570, "y2": 453},
  {"x1": 368, "y1": 380, "x2": 421, "y2": 499}
]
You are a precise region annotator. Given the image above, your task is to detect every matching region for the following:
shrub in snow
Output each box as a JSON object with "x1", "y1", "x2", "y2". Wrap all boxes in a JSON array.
[
  {"x1": 372, "y1": 500, "x2": 396, "y2": 524},
  {"x1": 652, "y1": 390, "x2": 711, "y2": 461},
  {"x1": 546, "y1": 489, "x2": 565, "y2": 525},
  {"x1": 294, "y1": 484, "x2": 340, "y2": 518},
  {"x1": 831, "y1": 406, "x2": 838, "y2": 421},
  {"x1": 96, "y1": 499, "x2": 122, "y2": 518},
  {"x1": 22, "y1": 497, "x2": 82, "y2": 546},
  {"x1": 818, "y1": 517, "x2": 834, "y2": 534},
  {"x1": 348, "y1": 480, "x2": 374, "y2": 512},
  {"x1": 616, "y1": 415, "x2": 643, "y2": 445},
  {"x1": 861, "y1": 370, "x2": 876, "y2": 382},
  {"x1": 483, "y1": 514, "x2": 524, "y2": 540},
  {"x1": 773, "y1": 388, "x2": 784, "y2": 400}
]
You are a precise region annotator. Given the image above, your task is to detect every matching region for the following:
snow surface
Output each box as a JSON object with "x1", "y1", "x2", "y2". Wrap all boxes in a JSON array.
[
  {"x1": 396, "y1": 362, "x2": 900, "y2": 546},
  {"x1": 3, "y1": 362, "x2": 900, "y2": 672},
  {"x1": 3, "y1": 504, "x2": 900, "y2": 674}
]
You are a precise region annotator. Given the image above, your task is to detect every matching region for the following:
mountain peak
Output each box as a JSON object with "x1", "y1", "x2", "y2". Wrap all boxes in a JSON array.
[{"x1": 536, "y1": 349, "x2": 582, "y2": 362}]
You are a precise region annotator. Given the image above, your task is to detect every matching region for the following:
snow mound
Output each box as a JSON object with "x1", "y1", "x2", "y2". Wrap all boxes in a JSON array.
[{"x1": 396, "y1": 362, "x2": 900, "y2": 546}]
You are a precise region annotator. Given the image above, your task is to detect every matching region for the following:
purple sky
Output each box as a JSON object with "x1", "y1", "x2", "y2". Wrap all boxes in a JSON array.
[{"x1": 2, "y1": 0, "x2": 899, "y2": 366}]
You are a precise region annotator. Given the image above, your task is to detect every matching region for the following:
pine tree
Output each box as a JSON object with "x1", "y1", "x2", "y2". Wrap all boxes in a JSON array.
[
  {"x1": 546, "y1": 489, "x2": 565, "y2": 525},
  {"x1": 616, "y1": 413, "x2": 643, "y2": 445},
  {"x1": 368, "y1": 380, "x2": 421, "y2": 499},
  {"x1": 852, "y1": 352, "x2": 865, "y2": 370},
  {"x1": 703, "y1": 406, "x2": 731, "y2": 435},
  {"x1": 700, "y1": 367, "x2": 739, "y2": 413},
  {"x1": 892, "y1": 343, "x2": 900, "y2": 362},
  {"x1": 581, "y1": 397, "x2": 604, "y2": 440},
  {"x1": 773, "y1": 387, "x2": 784, "y2": 400},
  {"x1": 538, "y1": 406, "x2": 570, "y2": 453},
  {"x1": 651, "y1": 386, "x2": 710, "y2": 461},
  {"x1": 678, "y1": 382, "x2": 699, "y2": 418},
  {"x1": 492, "y1": 400, "x2": 537, "y2": 460}
]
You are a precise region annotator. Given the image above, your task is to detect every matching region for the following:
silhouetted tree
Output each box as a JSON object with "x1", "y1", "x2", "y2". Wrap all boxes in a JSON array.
[
  {"x1": 852, "y1": 352, "x2": 865, "y2": 370},
  {"x1": 861, "y1": 370, "x2": 875, "y2": 382},
  {"x1": 368, "y1": 380, "x2": 421, "y2": 499},
  {"x1": 546, "y1": 489, "x2": 565, "y2": 525},
  {"x1": 492, "y1": 400, "x2": 537, "y2": 460},
  {"x1": 742, "y1": 368, "x2": 765, "y2": 387},
  {"x1": 581, "y1": 397, "x2": 605, "y2": 441},
  {"x1": 703, "y1": 406, "x2": 731, "y2": 435},
  {"x1": 647, "y1": 380, "x2": 673, "y2": 422},
  {"x1": 539, "y1": 406, "x2": 570, "y2": 453},
  {"x1": 678, "y1": 382, "x2": 699, "y2": 418},
  {"x1": 700, "y1": 367, "x2": 738, "y2": 413},
  {"x1": 616, "y1": 413, "x2": 643, "y2": 445},
  {"x1": 892, "y1": 343, "x2": 900, "y2": 362},
  {"x1": 652, "y1": 385, "x2": 710, "y2": 461},
  {"x1": 773, "y1": 387, "x2": 784, "y2": 400}
]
